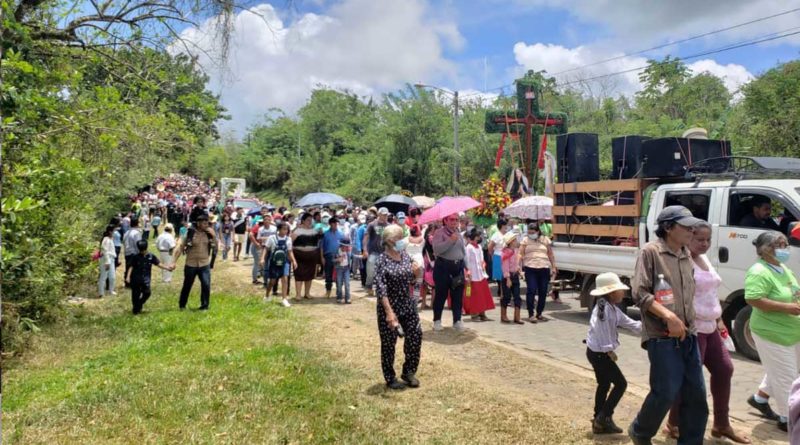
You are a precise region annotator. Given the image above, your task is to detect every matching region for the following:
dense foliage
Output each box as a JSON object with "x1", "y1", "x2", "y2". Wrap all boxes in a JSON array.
[
  {"x1": 1, "y1": 1, "x2": 227, "y2": 352},
  {"x1": 195, "y1": 59, "x2": 800, "y2": 205}
]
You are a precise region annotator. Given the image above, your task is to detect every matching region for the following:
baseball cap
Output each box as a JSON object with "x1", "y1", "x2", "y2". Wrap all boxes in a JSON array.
[
  {"x1": 396, "y1": 211, "x2": 406, "y2": 220},
  {"x1": 378, "y1": 207, "x2": 390, "y2": 215},
  {"x1": 656, "y1": 205, "x2": 702, "y2": 226}
]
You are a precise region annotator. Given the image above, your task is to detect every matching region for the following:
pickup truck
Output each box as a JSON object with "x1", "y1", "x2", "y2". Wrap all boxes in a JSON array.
[{"x1": 552, "y1": 158, "x2": 800, "y2": 360}]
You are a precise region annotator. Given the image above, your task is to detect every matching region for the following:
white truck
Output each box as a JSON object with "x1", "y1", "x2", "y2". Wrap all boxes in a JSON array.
[{"x1": 552, "y1": 157, "x2": 800, "y2": 360}]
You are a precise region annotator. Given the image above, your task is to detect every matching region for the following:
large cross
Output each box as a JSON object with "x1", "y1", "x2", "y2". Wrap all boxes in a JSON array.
[{"x1": 485, "y1": 70, "x2": 567, "y2": 187}]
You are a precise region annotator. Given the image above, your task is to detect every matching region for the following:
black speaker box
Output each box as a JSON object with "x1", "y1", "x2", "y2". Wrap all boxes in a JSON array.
[
  {"x1": 611, "y1": 135, "x2": 651, "y2": 179},
  {"x1": 556, "y1": 133, "x2": 600, "y2": 183},
  {"x1": 641, "y1": 138, "x2": 732, "y2": 178}
]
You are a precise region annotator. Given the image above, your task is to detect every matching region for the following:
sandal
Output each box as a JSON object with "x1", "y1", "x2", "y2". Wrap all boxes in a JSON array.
[
  {"x1": 711, "y1": 427, "x2": 751, "y2": 444},
  {"x1": 536, "y1": 315, "x2": 549, "y2": 322}
]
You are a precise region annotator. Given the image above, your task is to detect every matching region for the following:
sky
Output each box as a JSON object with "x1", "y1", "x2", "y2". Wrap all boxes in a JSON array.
[{"x1": 174, "y1": 0, "x2": 800, "y2": 135}]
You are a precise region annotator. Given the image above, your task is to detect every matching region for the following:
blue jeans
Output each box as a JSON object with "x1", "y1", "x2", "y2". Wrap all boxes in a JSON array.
[
  {"x1": 222, "y1": 233, "x2": 231, "y2": 260},
  {"x1": 335, "y1": 266, "x2": 350, "y2": 301},
  {"x1": 523, "y1": 267, "x2": 550, "y2": 317},
  {"x1": 179, "y1": 265, "x2": 211, "y2": 309},
  {"x1": 251, "y1": 244, "x2": 261, "y2": 281},
  {"x1": 323, "y1": 253, "x2": 336, "y2": 291},
  {"x1": 631, "y1": 335, "x2": 708, "y2": 444}
]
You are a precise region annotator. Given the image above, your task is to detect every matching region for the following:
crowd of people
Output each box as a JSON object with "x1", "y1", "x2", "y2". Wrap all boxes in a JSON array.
[{"x1": 94, "y1": 175, "x2": 800, "y2": 442}]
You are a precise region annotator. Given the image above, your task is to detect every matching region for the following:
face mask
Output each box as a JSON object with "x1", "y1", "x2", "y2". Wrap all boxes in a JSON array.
[
  {"x1": 775, "y1": 248, "x2": 791, "y2": 263},
  {"x1": 394, "y1": 238, "x2": 408, "y2": 252},
  {"x1": 528, "y1": 233, "x2": 539, "y2": 240},
  {"x1": 322, "y1": 218, "x2": 330, "y2": 224}
]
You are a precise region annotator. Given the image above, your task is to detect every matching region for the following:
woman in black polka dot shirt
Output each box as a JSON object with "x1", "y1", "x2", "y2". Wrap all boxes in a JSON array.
[{"x1": 375, "y1": 224, "x2": 423, "y2": 390}]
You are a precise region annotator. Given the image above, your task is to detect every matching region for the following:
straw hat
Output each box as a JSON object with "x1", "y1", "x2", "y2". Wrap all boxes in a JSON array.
[
  {"x1": 503, "y1": 232, "x2": 517, "y2": 247},
  {"x1": 590, "y1": 272, "x2": 630, "y2": 296}
]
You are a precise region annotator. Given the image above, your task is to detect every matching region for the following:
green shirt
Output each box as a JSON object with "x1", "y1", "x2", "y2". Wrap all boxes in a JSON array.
[
  {"x1": 745, "y1": 259, "x2": 800, "y2": 346},
  {"x1": 540, "y1": 222, "x2": 553, "y2": 238}
]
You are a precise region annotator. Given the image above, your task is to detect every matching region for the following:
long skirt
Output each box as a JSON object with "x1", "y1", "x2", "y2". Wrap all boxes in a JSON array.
[
  {"x1": 293, "y1": 248, "x2": 320, "y2": 281},
  {"x1": 491, "y1": 254, "x2": 504, "y2": 281},
  {"x1": 463, "y1": 279, "x2": 496, "y2": 314}
]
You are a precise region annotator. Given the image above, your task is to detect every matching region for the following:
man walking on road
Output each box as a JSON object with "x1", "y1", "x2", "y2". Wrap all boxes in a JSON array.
[{"x1": 172, "y1": 214, "x2": 215, "y2": 310}]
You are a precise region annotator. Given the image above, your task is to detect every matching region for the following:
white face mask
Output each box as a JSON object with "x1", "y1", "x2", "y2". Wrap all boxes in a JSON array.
[{"x1": 528, "y1": 233, "x2": 539, "y2": 240}]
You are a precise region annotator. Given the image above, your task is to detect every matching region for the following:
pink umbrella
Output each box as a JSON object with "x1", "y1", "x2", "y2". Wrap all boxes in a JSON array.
[{"x1": 418, "y1": 196, "x2": 480, "y2": 225}]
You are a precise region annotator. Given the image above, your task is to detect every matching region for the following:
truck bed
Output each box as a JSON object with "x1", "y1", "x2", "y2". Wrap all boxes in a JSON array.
[{"x1": 552, "y1": 242, "x2": 638, "y2": 278}]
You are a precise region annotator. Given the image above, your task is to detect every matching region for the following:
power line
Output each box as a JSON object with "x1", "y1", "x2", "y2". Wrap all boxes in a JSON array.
[
  {"x1": 554, "y1": 27, "x2": 800, "y2": 88},
  {"x1": 464, "y1": 7, "x2": 800, "y2": 98},
  {"x1": 551, "y1": 7, "x2": 800, "y2": 76}
]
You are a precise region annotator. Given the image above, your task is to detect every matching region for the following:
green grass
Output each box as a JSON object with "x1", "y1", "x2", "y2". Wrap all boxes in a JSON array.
[{"x1": 3, "y1": 288, "x2": 374, "y2": 444}]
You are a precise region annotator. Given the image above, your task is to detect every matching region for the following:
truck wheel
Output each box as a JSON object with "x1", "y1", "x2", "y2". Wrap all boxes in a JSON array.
[{"x1": 732, "y1": 305, "x2": 760, "y2": 361}]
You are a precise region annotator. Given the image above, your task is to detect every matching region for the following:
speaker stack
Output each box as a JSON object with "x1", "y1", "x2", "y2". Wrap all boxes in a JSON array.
[
  {"x1": 556, "y1": 133, "x2": 600, "y2": 183},
  {"x1": 641, "y1": 138, "x2": 731, "y2": 178}
]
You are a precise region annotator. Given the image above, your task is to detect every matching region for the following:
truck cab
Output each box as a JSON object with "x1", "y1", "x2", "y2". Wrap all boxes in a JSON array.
[{"x1": 644, "y1": 179, "x2": 800, "y2": 360}]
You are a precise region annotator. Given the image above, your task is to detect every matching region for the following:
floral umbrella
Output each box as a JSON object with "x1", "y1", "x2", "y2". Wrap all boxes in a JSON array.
[{"x1": 502, "y1": 195, "x2": 553, "y2": 220}]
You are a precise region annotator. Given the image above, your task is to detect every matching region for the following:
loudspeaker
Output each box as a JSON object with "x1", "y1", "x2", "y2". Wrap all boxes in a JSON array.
[
  {"x1": 641, "y1": 138, "x2": 732, "y2": 178},
  {"x1": 556, "y1": 133, "x2": 600, "y2": 183},
  {"x1": 611, "y1": 135, "x2": 651, "y2": 179}
]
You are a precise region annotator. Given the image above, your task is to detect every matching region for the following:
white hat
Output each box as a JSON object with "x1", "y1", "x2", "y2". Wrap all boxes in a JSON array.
[{"x1": 590, "y1": 272, "x2": 630, "y2": 296}]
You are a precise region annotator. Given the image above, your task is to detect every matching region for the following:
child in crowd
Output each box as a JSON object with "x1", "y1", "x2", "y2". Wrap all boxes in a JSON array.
[
  {"x1": 179, "y1": 220, "x2": 190, "y2": 241},
  {"x1": 464, "y1": 228, "x2": 495, "y2": 321},
  {"x1": 126, "y1": 239, "x2": 174, "y2": 315},
  {"x1": 262, "y1": 222, "x2": 295, "y2": 307},
  {"x1": 336, "y1": 238, "x2": 353, "y2": 304},
  {"x1": 585, "y1": 272, "x2": 641, "y2": 435},
  {"x1": 500, "y1": 232, "x2": 522, "y2": 324}
]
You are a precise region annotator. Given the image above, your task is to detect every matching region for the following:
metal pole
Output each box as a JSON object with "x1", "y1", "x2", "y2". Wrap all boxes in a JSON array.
[{"x1": 453, "y1": 90, "x2": 459, "y2": 195}]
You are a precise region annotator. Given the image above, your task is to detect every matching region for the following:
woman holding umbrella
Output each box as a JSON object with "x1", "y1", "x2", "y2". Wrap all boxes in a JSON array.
[{"x1": 432, "y1": 214, "x2": 466, "y2": 332}]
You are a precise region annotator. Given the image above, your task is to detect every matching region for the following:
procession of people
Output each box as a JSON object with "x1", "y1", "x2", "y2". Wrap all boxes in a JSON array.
[{"x1": 95, "y1": 173, "x2": 800, "y2": 442}]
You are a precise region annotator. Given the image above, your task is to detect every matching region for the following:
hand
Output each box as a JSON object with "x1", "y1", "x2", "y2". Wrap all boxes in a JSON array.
[
  {"x1": 411, "y1": 261, "x2": 421, "y2": 276},
  {"x1": 450, "y1": 232, "x2": 459, "y2": 241},
  {"x1": 292, "y1": 261, "x2": 298, "y2": 270},
  {"x1": 717, "y1": 319, "x2": 727, "y2": 333},
  {"x1": 785, "y1": 302, "x2": 800, "y2": 316},
  {"x1": 386, "y1": 313, "x2": 400, "y2": 329},
  {"x1": 105, "y1": 264, "x2": 111, "y2": 271},
  {"x1": 362, "y1": 251, "x2": 368, "y2": 259},
  {"x1": 506, "y1": 277, "x2": 511, "y2": 287},
  {"x1": 665, "y1": 314, "x2": 687, "y2": 340}
]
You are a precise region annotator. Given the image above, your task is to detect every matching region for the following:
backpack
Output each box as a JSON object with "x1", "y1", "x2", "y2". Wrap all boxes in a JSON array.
[{"x1": 270, "y1": 237, "x2": 288, "y2": 268}]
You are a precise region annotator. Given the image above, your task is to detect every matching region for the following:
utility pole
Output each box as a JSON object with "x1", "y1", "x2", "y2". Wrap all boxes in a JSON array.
[
  {"x1": 415, "y1": 83, "x2": 460, "y2": 196},
  {"x1": 453, "y1": 90, "x2": 459, "y2": 195}
]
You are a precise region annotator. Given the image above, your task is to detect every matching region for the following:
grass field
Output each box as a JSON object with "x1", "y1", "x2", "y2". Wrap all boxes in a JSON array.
[{"x1": 3, "y1": 260, "x2": 591, "y2": 445}]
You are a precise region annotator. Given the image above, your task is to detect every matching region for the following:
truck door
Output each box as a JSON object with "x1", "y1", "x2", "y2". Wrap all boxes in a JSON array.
[
  {"x1": 648, "y1": 188, "x2": 717, "y2": 243},
  {"x1": 717, "y1": 188, "x2": 800, "y2": 298}
]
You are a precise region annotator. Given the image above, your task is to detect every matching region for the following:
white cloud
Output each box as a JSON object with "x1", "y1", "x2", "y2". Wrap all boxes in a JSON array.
[
  {"x1": 512, "y1": 42, "x2": 754, "y2": 97},
  {"x1": 687, "y1": 59, "x2": 755, "y2": 93},
  {"x1": 507, "y1": 0, "x2": 800, "y2": 50},
  {"x1": 175, "y1": 0, "x2": 462, "y2": 134}
]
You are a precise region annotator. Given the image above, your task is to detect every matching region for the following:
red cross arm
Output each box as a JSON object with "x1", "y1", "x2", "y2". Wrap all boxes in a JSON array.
[{"x1": 491, "y1": 117, "x2": 564, "y2": 126}]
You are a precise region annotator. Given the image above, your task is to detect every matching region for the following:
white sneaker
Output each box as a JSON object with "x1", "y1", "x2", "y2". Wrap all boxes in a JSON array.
[
  {"x1": 454, "y1": 321, "x2": 465, "y2": 332},
  {"x1": 263, "y1": 296, "x2": 273, "y2": 303},
  {"x1": 110, "y1": 291, "x2": 118, "y2": 296},
  {"x1": 281, "y1": 298, "x2": 291, "y2": 308},
  {"x1": 433, "y1": 320, "x2": 443, "y2": 331}
]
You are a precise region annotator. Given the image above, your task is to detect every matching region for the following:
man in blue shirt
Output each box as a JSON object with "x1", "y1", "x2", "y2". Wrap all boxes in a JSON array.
[{"x1": 322, "y1": 218, "x2": 344, "y2": 298}]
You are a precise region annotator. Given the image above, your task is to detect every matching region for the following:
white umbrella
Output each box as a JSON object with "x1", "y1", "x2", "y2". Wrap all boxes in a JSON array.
[
  {"x1": 412, "y1": 196, "x2": 435, "y2": 209},
  {"x1": 503, "y1": 196, "x2": 553, "y2": 220}
]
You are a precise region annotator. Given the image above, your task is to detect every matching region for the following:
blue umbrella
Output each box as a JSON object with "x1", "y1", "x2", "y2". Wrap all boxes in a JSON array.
[{"x1": 294, "y1": 192, "x2": 348, "y2": 208}]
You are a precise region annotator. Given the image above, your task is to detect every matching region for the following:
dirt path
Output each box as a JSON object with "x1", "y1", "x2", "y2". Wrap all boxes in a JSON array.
[{"x1": 217, "y1": 258, "x2": 787, "y2": 444}]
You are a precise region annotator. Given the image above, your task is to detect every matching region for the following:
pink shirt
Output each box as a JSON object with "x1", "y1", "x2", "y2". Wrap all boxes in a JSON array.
[
  {"x1": 501, "y1": 247, "x2": 519, "y2": 278},
  {"x1": 693, "y1": 254, "x2": 723, "y2": 334}
]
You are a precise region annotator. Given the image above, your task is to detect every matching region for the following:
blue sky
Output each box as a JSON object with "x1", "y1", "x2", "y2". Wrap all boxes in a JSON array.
[{"x1": 175, "y1": 0, "x2": 800, "y2": 134}]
